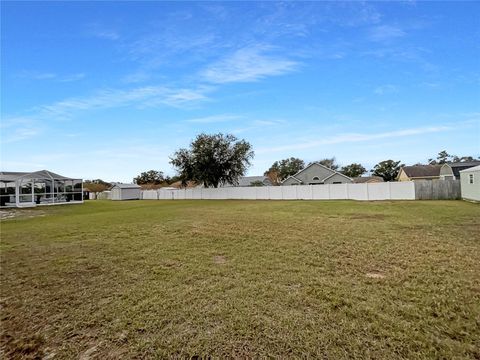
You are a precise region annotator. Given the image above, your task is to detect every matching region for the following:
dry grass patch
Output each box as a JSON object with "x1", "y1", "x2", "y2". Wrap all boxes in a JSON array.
[{"x1": 1, "y1": 200, "x2": 479, "y2": 359}]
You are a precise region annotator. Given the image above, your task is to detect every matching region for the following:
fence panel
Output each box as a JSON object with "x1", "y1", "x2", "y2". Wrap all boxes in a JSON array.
[
  {"x1": 329, "y1": 184, "x2": 348, "y2": 199},
  {"x1": 268, "y1": 187, "x2": 283, "y2": 200},
  {"x1": 282, "y1": 186, "x2": 297, "y2": 200},
  {"x1": 390, "y1": 182, "x2": 415, "y2": 200},
  {"x1": 312, "y1": 185, "x2": 330, "y2": 199},
  {"x1": 139, "y1": 181, "x2": 442, "y2": 201},
  {"x1": 414, "y1": 179, "x2": 460, "y2": 200},
  {"x1": 142, "y1": 190, "x2": 158, "y2": 200},
  {"x1": 256, "y1": 187, "x2": 269, "y2": 199},
  {"x1": 296, "y1": 185, "x2": 313, "y2": 200},
  {"x1": 347, "y1": 184, "x2": 369, "y2": 200},
  {"x1": 367, "y1": 182, "x2": 390, "y2": 200}
]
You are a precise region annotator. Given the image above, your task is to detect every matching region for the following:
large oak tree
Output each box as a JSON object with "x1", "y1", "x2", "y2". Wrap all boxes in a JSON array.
[
  {"x1": 340, "y1": 163, "x2": 367, "y2": 178},
  {"x1": 372, "y1": 160, "x2": 404, "y2": 182},
  {"x1": 264, "y1": 157, "x2": 305, "y2": 184},
  {"x1": 170, "y1": 133, "x2": 254, "y2": 188},
  {"x1": 133, "y1": 170, "x2": 165, "y2": 185}
]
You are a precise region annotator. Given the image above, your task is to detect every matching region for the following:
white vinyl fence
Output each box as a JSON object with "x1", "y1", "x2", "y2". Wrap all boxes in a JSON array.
[{"x1": 141, "y1": 182, "x2": 415, "y2": 201}]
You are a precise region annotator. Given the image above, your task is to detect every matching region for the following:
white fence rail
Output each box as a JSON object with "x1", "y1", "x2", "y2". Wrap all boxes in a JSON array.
[{"x1": 141, "y1": 182, "x2": 415, "y2": 201}]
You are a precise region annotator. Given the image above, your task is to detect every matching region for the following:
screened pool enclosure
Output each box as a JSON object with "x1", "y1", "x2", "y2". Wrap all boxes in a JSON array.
[{"x1": 0, "y1": 170, "x2": 83, "y2": 208}]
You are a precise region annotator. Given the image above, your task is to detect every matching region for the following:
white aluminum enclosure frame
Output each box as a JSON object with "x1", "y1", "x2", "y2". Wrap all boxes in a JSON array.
[{"x1": 0, "y1": 170, "x2": 83, "y2": 208}]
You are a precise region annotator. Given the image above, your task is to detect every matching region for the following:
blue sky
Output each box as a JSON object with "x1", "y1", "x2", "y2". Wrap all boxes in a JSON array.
[{"x1": 1, "y1": 1, "x2": 479, "y2": 182}]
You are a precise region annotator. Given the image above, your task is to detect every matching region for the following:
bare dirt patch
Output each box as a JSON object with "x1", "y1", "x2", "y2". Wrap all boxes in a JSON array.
[
  {"x1": 213, "y1": 255, "x2": 227, "y2": 264},
  {"x1": 366, "y1": 272, "x2": 386, "y2": 279},
  {"x1": 0, "y1": 209, "x2": 46, "y2": 220},
  {"x1": 348, "y1": 214, "x2": 387, "y2": 220}
]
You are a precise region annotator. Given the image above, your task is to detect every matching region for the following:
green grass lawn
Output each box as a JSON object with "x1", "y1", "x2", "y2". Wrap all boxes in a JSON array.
[{"x1": 1, "y1": 200, "x2": 479, "y2": 359}]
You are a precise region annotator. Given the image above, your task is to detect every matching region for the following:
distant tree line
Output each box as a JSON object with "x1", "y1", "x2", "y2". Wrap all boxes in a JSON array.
[
  {"x1": 88, "y1": 133, "x2": 480, "y2": 189},
  {"x1": 133, "y1": 170, "x2": 181, "y2": 186},
  {"x1": 428, "y1": 150, "x2": 478, "y2": 165},
  {"x1": 262, "y1": 150, "x2": 478, "y2": 184}
]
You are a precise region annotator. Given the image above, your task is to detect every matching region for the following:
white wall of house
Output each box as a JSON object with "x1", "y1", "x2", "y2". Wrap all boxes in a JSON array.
[{"x1": 460, "y1": 166, "x2": 480, "y2": 201}]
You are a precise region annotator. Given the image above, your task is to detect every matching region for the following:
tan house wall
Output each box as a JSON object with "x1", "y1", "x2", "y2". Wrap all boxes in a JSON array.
[{"x1": 397, "y1": 169, "x2": 411, "y2": 181}]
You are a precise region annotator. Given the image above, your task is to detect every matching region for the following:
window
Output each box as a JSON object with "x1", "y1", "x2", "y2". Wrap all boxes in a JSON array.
[
  {"x1": 469, "y1": 174, "x2": 474, "y2": 184},
  {"x1": 333, "y1": 182, "x2": 342, "y2": 184},
  {"x1": 312, "y1": 176, "x2": 320, "y2": 181}
]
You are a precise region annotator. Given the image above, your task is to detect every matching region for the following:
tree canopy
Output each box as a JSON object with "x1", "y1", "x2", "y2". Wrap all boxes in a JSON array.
[
  {"x1": 170, "y1": 133, "x2": 254, "y2": 188},
  {"x1": 372, "y1": 160, "x2": 404, "y2": 182},
  {"x1": 133, "y1": 170, "x2": 165, "y2": 185},
  {"x1": 340, "y1": 163, "x2": 367, "y2": 178},
  {"x1": 264, "y1": 157, "x2": 305, "y2": 184},
  {"x1": 83, "y1": 179, "x2": 112, "y2": 193},
  {"x1": 428, "y1": 150, "x2": 479, "y2": 165},
  {"x1": 309, "y1": 158, "x2": 339, "y2": 170}
]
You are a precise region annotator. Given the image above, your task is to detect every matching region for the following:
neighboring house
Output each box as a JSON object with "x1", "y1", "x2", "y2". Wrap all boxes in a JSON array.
[
  {"x1": 460, "y1": 165, "x2": 480, "y2": 201},
  {"x1": 353, "y1": 176, "x2": 384, "y2": 183},
  {"x1": 439, "y1": 161, "x2": 480, "y2": 180},
  {"x1": 397, "y1": 165, "x2": 441, "y2": 181},
  {"x1": 282, "y1": 163, "x2": 352, "y2": 185},
  {"x1": 110, "y1": 183, "x2": 141, "y2": 200},
  {"x1": 220, "y1": 176, "x2": 273, "y2": 187},
  {"x1": 0, "y1": 170, "x2": 83, "y2": 208}
]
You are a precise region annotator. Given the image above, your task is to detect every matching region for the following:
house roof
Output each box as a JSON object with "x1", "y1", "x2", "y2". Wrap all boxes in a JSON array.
[
  {"x1": 281, "y1": 162, "x2": 352, "y2": 184},
  {"x1": 400, "y1": 165, "x2": 441, "y2": 179},
  {"x1": 221, "y1": 176, "x2": 271, "y2": 187},
  {"x1": 282, "y1": 175, "x2": 302, "y2": 184},
  {"x1": 445, "y1": 161, "x2": 480, "y2": 178},
  {"x1": 447, "y1": 161, "x2": 480, "y2": 168},
  {"x1": 459, "y1": 165, "x2": 480, "y2": 173},
  {"x1": 111, "y1": 183, "x2": 141, "y2": 189},
  {"x1": 0, "y1": 170, "x2": 77, "y2": 182},
  {"x1": 353, "y1": 176, "x2": 384, "y2": 183}
]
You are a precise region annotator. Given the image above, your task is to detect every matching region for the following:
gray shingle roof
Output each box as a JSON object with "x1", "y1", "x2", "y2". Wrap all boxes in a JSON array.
[
  {"x1": 353, "y1": 176, "x2": 384, "y2": 183},
  {"x1": 401, "y1": 165, "x2": 442, "y2": 178},
  {"x1": 446, "y1": 161, "x2": 480, "y2": 178}
]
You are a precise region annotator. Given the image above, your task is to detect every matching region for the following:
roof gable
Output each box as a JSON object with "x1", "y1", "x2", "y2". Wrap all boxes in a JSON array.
[{"x1": 281, "y1": 162, "x2": 352, "y2": 184}]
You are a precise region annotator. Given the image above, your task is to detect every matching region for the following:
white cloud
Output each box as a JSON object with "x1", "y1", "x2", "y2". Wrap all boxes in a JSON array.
[
  {"x1": 38, "y1": 85, "x2": 210, "y2": 119},
  {"x1": 86, "y1": 23, "x2": 120, "y2": 40},
  {"x1": 94, "y1": 30, "x2": 120, "y2": 40},
  {"x1": 0, "y1": 117, "x2": 42, "y2": 143},
  {"x1": 186, "y1": 114, "x2": 242, "y2": 123},
  {"x1": 201, "y1": 45, "x2": 299, "y2": 83},
  {"x1": 369, "y1": 25, "x2": 406, "y2": 42},
  {"x1": 58, "y1": 73, "x2": 86, "y2": 82},
  {"x1": 257, "y1": 125, "x2": 454, "y2": 154},
  {"x1": 1, "y1": 85, "x2": 211, "y2": 143},
  {"x1": 374, "y1": 84, "x2": 398, "y2": 95},
  {"x1": 15, "y1": 71, "x2": 86, "y2": 82}
]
